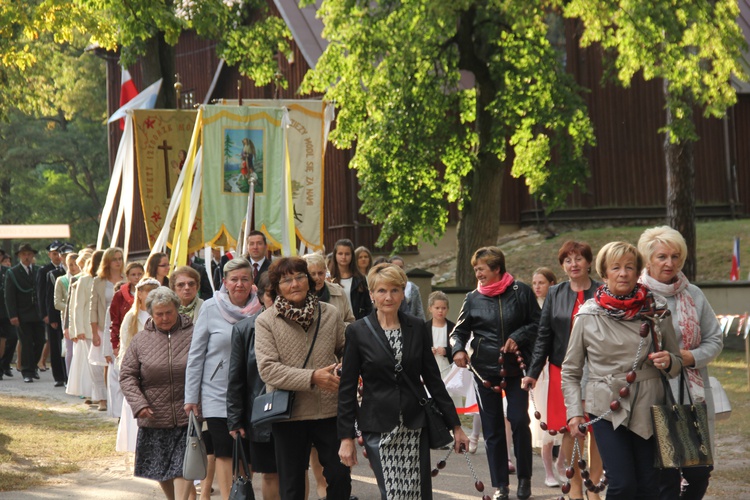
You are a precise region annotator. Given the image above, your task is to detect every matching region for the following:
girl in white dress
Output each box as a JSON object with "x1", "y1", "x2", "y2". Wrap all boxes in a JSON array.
[
  {"x1": 66, "y1": 251, "x2": 104, "y2": 403},
  {"x1": 116, "y1": 277, "x2": 160, "y2": 453}
]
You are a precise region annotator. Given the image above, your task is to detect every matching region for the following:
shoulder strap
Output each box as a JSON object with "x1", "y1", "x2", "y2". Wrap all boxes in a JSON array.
[
  {"x1": 301, "y1": 304, "x2": 322, "y2": 369},
  {"x1": 363, "y1": 316, "x2": 429, "y2": 405}
]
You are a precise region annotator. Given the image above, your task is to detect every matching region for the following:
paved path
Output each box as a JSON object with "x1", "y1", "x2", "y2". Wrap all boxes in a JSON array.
[{"x1": 1, "y1": 368, "x2": 574, "y2": 499}]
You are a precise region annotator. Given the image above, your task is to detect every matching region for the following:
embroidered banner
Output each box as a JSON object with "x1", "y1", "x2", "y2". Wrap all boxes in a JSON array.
[
  {"x1": 221, "y1": 99, "x2": 328, "y2": 251},
  {"x1": 133, "y1": 109, "x2": 200, "y2": 250},
  {"x1": 201, "y1": 106, "x2": 287, "y2": 250}
]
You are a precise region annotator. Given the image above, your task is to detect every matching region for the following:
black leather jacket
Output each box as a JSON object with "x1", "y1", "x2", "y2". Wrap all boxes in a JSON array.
[
  {"x1": 347, "y1": 275, "x2": 372, "y2": 320},
  {"x1": 226, "y1": 314, "x2": 270, "y2": 442},
  {"x1": 527, "y1": 280, "x2": 601, "y2": 380},
  {"x1": 451, "y1": 281, "x2": 540, "y2": 380}
]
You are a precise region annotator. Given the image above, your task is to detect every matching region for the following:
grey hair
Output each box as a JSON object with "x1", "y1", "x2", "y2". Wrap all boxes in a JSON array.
[
  {"x1": 223, "y1": 257, "x2": 252, "y2": 276},
  {"x1": 146, "y1": 286, "x2": 180, "y2": 315},
  {"x1": 302, "y1": 253, "x2": 326, "y2": 270}
]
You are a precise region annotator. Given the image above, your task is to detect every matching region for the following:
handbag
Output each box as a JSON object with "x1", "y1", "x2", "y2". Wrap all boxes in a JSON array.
[
  {"x1": 228, "y1": 434, "x2": 255, "y2": 500},
  {"x1": 651, "y1": 370, "x2": 714, "y2": 469},
  {"x1": 363, "y1": 316, "x2": 454, "y2": 450},
  {"x1": 250, "y1": 305, "x2": 321, "y2": 427},
  {"x1": 709, "y1": 376, "x2": 731, "y2": 421},
  {"x1": 182, "y1": 410, "x2": 207, "y2": 481}
]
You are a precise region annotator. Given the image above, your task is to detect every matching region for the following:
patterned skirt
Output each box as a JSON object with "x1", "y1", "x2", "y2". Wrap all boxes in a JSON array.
[
  {"x1": 363, "y1": 419, "x2": 432, "y2": 500},
  {"x1": 134, "y1": 426, "x2": 188, "y2": 482}
]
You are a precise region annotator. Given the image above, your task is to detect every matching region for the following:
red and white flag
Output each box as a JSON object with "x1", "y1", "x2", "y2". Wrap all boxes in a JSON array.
[
  {"x1": 730, "y1": 237, "x2": 740, "y2": 281},
  {"x1": 118, "y1": 67, "x2": 138, "y2": 130}
]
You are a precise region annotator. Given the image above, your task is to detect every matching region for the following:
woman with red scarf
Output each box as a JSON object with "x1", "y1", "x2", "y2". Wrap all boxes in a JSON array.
[
  {"x1": 452, "y1": 247, "x2": 540, "y2": 500},
  {"x1": 562, "y1": 241, "x2": 682, "y2": 500}
]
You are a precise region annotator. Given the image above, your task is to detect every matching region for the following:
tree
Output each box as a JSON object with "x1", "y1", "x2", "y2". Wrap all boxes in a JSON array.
[
  {"x1": 0, "y1": 3, "x2": 110, "y2": 248},
  {"x1": 301, "y1": 1, "x2": 595, "y2": 285},
  {"x1": 565, "y1": 0, "x2": 746, "y2": 279}
]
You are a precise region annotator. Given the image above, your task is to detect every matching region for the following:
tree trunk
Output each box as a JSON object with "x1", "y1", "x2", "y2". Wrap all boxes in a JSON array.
[
  {"x1": 141, "y1": 33, "x2": 176, "y2": 109},
  {"x1": 456, "y1": 77, "x2": 505, "y2": 287},
  {"x1": 664, "y1": 103, "x2": 697, "y2": 280}
]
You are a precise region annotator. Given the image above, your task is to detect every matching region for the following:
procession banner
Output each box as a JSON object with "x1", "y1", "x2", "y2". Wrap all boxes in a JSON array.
[
  {"x1": 221, "y1": 99, "x2": 328, "y2": 251},
  {"x1": 133, "y1": 109, "x2": 200, "y2": 250},
  {"x1": 201, "y1": 106, "x2": 287, "y2": 250}
]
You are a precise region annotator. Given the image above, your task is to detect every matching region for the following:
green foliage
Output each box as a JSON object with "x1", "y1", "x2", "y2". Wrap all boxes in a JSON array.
[
  {"x1": 565, "y1": 0, "x2": 747, "y2": 142},
  {"x1": 301, "y1": 0, "x2": 594, "y2": 249}
]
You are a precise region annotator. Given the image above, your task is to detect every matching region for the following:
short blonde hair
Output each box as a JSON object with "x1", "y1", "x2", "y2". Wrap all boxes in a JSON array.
[
  {"x1": 302, "y1": 253, "x2": 327, "y2": 271},
  {"x1": 428, "y1": 290, "x2": 449, "y2": 308},
  {"x1": 367, "y1": 263, "x2": 407, "y2": 292},
  {"x1": 595, "y1": 241, "x2": 642, "y2": 279},
  {"x1": 637, "y1": 226, "x2": 687, "y2": 271}
]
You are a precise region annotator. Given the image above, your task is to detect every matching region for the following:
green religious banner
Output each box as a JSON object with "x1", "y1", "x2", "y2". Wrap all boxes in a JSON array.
[
  {"x1": 133, "y1": 109, "x2": 200, "y2": 249},
  {"x1": 201, "y1": 106, "x2": 287, "y2": 250}
]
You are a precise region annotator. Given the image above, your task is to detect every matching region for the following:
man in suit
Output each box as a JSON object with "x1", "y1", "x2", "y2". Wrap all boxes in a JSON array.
[
  {"x1": 41, "y1": 242, "x2": 73, "y2": 386},
  {"x1": 213, "y1": 231, "x2": 270, "y2": 288},
  {"x1": 0, "y1": 250, "x2": 17, "y2": 380},
  {"x1": 4, "y1": 243, "x2": 46, "y2": 383}
]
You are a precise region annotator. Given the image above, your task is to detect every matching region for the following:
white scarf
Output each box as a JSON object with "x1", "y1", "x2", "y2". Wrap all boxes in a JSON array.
[{"x1": 639, "y1": 269, "x2": 704, "y2": 401}]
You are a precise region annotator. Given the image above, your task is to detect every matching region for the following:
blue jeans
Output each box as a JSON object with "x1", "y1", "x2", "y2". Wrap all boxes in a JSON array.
[{"x1": 591, "y1": 416, "x2": 661, "y2": 500}]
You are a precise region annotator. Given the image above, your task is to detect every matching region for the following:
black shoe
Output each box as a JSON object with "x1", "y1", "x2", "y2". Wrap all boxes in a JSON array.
[
  {"x1": 3, "y1": 369, "x2": 13, "y2": 377},
  {"x1": 517, "y1": 478, "x2": 531, "y2": 500},
  {"x1": 493, "y1": 486, "x2": 510, "y2": 500},
  {"x1": 23, "y1": 377, "x2": 34, "y2": 383},
  {"x1": 33, "y1": 372, "x2": 40, "y2": 380},
  {"x1": 54, "y1": 381, "x2": 65, "y2": 387}
]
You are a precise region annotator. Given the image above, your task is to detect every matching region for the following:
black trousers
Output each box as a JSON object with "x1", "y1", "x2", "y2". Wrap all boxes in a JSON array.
[
  {"x1": 47, "y1": 323, "x2": 67, "y2": 382},
  {"x1": 592, "y1": 416, "x2": 660, "y2": 499},
  {"x1": 659, "y1": 465, "x2": 712, "y2": 500},
  {"x1": 0, "y1": 318, "x2": 18, "y2": 373},
  {"x1": 18, "y1": 320, "x2": 45, "y2": 378},
  {"x1": 272, "y1": 417, "x2": 351, "y2": 500},
  {"x1": 476, "y1": 374, "x2": 533, "y2": 488}
]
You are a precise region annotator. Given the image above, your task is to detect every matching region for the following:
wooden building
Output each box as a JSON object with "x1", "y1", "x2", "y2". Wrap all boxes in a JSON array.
[{"x1": 104, "y1": 2, "x2": 750, "y2": 257}]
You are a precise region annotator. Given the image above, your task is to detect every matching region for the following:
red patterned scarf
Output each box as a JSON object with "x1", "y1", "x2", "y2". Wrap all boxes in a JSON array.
[{"x1": 594, "y1": 283, "x2": 652, "y2": 320}]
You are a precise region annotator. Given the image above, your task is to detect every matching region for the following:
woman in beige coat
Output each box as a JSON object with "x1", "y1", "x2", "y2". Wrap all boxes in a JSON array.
[
  {"x1": 255, "y1": 257, "x2": 351, "y2": 500},
  {"x1": 562, "y1": 242, "x2": 682, "y2": 500}
]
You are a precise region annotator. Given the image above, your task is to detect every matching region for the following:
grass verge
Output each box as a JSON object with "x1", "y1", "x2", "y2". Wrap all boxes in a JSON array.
[{"x1": 0, "y1": 395, "x2": 117, "y2": 491}]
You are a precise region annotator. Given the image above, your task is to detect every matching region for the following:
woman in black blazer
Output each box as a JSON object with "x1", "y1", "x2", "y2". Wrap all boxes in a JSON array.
[{"x1": 337, "y1": 263, "x2": 469, "y2": 499}]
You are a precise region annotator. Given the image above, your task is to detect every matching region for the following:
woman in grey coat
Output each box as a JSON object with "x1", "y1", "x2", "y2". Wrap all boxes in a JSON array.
[
  {"x1": 638, "y1": 226, "x2": 723, "y2": 500},
  {"x1": 184, "y1": 258, "x2": 261, "y2": 499}
]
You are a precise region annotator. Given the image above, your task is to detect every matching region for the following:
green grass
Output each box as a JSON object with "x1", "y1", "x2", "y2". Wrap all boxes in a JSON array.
[
  {"x1": 0, "y1": 395, "x2": 118, "y2": 491},
  {"x1": 503, "y1": 220, "x2": 750, "y2": 284}
]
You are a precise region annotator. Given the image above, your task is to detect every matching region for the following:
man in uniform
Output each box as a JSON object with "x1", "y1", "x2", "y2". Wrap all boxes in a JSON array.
[
  {"x1": 39, "y1": 241, "x2": 73, "y2": 386},
  {"x1": 4, "y1": 243, "x2": 46, "y2": 383}
]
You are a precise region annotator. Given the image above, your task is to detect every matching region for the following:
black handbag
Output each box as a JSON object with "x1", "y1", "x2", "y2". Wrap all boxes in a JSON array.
[
  {"x1": 651, "y1": 370, "x2": 713, "y2": 469},
  {"x1": 250, "y1": 306, "x2": 321, "y2": 427},
  {"x1": 228, "y1": 434, "x2": 255, "y2": 500},
  {"x1": 363, "y1": 316, "x2": 454, "y2": 450}
]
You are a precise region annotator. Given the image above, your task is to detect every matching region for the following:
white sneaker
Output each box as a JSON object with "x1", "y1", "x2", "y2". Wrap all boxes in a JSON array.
[
  {"x1": 468, "y1": 435, "x2": 478, "y2": 454},
  {"x1": 544, "y1": 477, "x2": 559, "y2": 487}
]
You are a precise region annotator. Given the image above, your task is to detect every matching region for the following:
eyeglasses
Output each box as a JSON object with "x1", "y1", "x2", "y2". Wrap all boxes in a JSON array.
[
  {"x1": 175, "y1": 281, "x2": 197, "y2": 289},
  {"x1": 279, "y1": 273, "x2": 308, "y2": 286}
]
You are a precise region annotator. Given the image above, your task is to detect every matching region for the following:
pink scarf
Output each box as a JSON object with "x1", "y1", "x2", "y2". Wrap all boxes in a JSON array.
[
  {"x1": 639, "y1": 269, "x2": 704, "y2": 400},
  {"x1": 477, "y1": 273, "x2": 515, "y2": 297}
]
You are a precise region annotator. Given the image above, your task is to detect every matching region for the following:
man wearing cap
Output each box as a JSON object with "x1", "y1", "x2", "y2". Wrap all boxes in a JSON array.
[
  {"x1": 4, "y1": 244, "x2": 46, "y2": 383},
  {"x1": 0, "y1": 250, "x2": 18, "y2": 381},
  {"x1": 39, "y1": 241, "x2": 71, "y2": 387}
]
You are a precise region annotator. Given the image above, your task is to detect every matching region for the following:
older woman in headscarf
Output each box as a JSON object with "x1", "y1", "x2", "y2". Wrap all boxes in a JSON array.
[{"x1": 638, "y1": 227, "x2": 723, "y2": 500}]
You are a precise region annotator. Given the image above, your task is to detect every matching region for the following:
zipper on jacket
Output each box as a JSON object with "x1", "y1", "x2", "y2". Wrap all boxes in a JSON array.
[
  {"x1": 168, "y1": 333, "x2": 177, "y2": 427},
  {"x1": 210, "y1": 359, "x2": 224, "y2": 381},
  {"x1": 498, "y1": 296, "x2": 506, "y2": 345}
]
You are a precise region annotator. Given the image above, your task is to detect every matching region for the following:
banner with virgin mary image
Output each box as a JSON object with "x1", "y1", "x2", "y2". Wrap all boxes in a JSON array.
[{"x1": 201, "y1": 105, "x2": 287, "y2": 249}]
